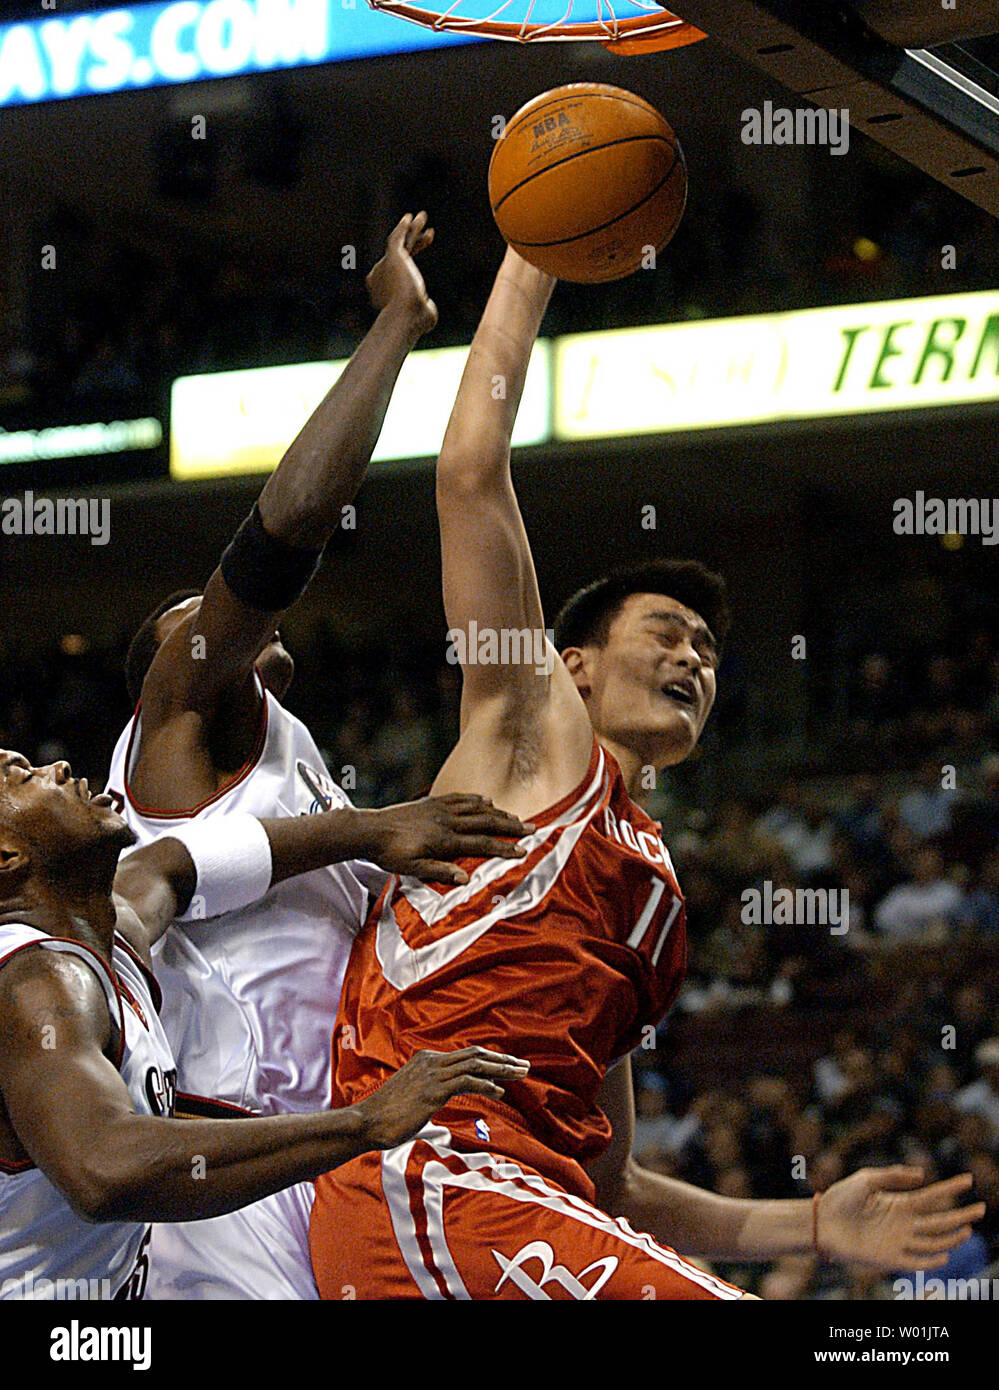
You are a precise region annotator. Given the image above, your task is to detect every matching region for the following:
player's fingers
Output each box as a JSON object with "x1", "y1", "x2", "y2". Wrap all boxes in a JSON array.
[
  {"x1": 914, "y1": 1204, "x2": 986, "y2": 1236},
  {"x1": 412, "y1": 860, "x2": 469, "y2": 886},
  {"x1": 904, "y1": 1229, "x2": 975, "y2": 1256},
  {"x1": 404, "y1": 210, "x2": 428, "y2": 250},
  {"x1": 450, "y1": 1057, "x2": 531, "y2": 1080},
  {"x1": 444, "y1": 1045, "x2": 530, "y2": 1070},
  {"x1": 451, "y1": 809, "x2": 534, "y2": 835},
  {"x1": 389, "y1": 212, "x2": 413, "y2": 247},
  {"x1": 867, "y1": 1165, "x2": 926, "y2": 1191},
  {"x1": 412, "y1": 226, "x2": 434, "y2": 255},
  {"x1": 907, "y1": 1172, "x2": 975, "y2": 1211},
  {"x1": 437, "y1": 793, "x2": 496, "y2": 811},
  {"x1": 447, "y1": 835, "x2": 528, "y2": 860},
  {"x1": 446, "y1": 1075, "x2": 508, "y2": 1101},
  {"x1": 896, "y1": 1250, "x2": 949, "y2": 1271}
]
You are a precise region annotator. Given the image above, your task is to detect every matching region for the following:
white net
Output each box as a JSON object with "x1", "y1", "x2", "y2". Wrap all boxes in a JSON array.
[{"x1": 367, "y1": 0, "x2": 702, "y2": 45}]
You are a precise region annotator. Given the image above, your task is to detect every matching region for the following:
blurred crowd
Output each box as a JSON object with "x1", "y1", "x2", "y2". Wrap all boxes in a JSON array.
[{"x1": 843, "y1": 631, "x2": 999, "y2": 771}]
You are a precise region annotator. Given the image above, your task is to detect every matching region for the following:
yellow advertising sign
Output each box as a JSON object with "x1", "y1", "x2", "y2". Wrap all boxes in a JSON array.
[
  {"x1": 171, "y1": 291, "x2": 999, "y2": 481},
  {"x1": 170, "y1": 342, "x2": 551, "y2": 480},
  {"x1": 554, "y1": 290, "x2": 999, "y2": 439}
]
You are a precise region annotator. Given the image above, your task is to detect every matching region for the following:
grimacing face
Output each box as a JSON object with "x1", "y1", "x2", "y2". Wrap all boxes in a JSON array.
[
  {"x1": 0, "y1": 750, "x2": 133, "y2": 874},
  {"x1": 567, "y1": 593, "x2": 719, "y2": 768},
  {"x1": 155, "y1": 596, "x2": 295, "y2": 701}
]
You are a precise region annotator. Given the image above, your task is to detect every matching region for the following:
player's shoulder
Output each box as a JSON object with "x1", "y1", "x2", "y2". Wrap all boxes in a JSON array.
[{"x1": 0, "y1": 939, "x2": 113, "y2": 1050}]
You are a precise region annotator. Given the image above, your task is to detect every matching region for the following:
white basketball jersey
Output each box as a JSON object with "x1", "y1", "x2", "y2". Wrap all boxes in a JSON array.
[
  {"x1": 106, "y1": 684, "x2": 378, "y2": 1116},
  {"x1": 0, "y1": 925, "x2": 175, "y2": 1300}
]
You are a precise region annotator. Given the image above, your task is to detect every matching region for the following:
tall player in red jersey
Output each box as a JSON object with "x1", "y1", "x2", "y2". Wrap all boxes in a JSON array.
[{"x1": 309, "y1": 250, "x2": 983, "y2": 1300}]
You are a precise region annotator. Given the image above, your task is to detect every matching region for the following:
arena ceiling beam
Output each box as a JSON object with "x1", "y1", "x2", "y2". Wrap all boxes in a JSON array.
[{"x1": 671, "y1": 0, "x2": 999, "y2": 219}]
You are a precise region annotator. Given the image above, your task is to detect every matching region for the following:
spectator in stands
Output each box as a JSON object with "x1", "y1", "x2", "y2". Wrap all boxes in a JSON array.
[
  {"x1": 873, "y1": 847, "x2": 965, "y2": 941},
  {"x1": 835, "y1": 774, "x2": 888, "y2": 866},
  {"x1": 959, "y1": 850, "x2": 999, "y2": 934},
  {"x1": 849, "y1": 653, "x2": 905, "y2": 738},
  {"x1": 756, "y1": 784, "x2": 835, "y2": 880},
  {"x1": 899, "y1": 756, "x2": 958, "y2": 842},
  {"x1": 702, "y1": 797, "x2": 780, "y2": 885},
  {"x1": 951, "y1": 755, "x2": 999, "y2": 871},
  {"x1": 954, "y1": 1039, "x2": 999, "y2": 1142},
  {"x1": 632, "y1": 1072, "x2": 699, "y2": 1158}
]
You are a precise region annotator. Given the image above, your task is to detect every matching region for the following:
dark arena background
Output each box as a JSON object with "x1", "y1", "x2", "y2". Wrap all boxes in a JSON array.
[{"x1": 2, "y1": 0, "x2": 999, "y2": 1350}]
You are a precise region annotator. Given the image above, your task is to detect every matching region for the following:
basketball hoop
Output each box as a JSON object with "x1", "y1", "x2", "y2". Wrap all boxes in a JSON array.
[{"x1": 366, "y1": 0, "x2": 707, "y2": 50}]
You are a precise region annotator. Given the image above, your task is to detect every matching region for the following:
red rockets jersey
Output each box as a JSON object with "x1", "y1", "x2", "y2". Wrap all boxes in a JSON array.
[{"x1": 331, "y1": 740, "x2": 687, "y2": 1162}]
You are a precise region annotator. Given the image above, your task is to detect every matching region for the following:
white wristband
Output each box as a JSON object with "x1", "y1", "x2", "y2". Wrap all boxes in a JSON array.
[{"x1": 165, "y1": 814, "x2": 273, "y2": 922}]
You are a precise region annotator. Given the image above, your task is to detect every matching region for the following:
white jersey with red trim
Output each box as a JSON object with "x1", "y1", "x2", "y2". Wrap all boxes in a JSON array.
[
  {"x1": 0, "y1": 924, "x2": 175, "y2": 1300},
  {"x1": 105, "y1": 683, "x2": 375, "y2": 1116}
]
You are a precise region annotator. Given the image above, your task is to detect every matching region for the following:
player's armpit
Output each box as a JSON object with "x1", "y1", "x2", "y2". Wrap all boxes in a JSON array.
[
  {"x1": 143, "y1": 566, "x2": 279, "y2": 721},
  {"x1": 433, "y1": 472, "x2": 592, "y2": 804}
]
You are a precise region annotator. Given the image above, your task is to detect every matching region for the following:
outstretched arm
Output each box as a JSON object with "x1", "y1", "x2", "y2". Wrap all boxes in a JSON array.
[
  {"x1": 432, "y1": 249, "x2": 591, "y2": 811},
  {"x1": 112, "y1": 794, "x2": 531, "y2": 962},
  {"x1": 588, "y1": 1056, "x2": 984, "y2": 1269},
  {"x1": 0, "y1": 948, "x2": 528, "y2": 1225},
  {"x1": 134, "y1": 214, "x2": 437, "y2": 806}
]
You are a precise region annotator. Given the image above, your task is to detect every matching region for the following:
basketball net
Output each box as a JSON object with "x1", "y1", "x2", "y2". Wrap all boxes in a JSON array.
[{"x1": 365, "y1": 0, "x2": 707, "y2": 51}]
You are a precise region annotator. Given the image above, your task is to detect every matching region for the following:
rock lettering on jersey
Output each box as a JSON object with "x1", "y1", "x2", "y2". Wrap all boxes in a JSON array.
[{"x1": 603, "y1": 806, "x2": 675, "y2": 876}]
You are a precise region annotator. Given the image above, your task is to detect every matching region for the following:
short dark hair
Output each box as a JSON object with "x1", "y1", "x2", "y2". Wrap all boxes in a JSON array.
[
  {"x1": 124, "y1": 589, "x2": 202, "y2": 706},
  {"x1": 553, "y1": 559, "x2": 730, "y2": 655}
]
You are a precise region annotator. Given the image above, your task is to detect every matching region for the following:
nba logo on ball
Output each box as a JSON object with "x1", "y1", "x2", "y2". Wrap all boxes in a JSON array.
[
  {"x1": 532, "y1": 112, "x2": 571, "y2": 139},
  {"x1": 489, "y1": 82, "x2": 688, "y2": 284}
]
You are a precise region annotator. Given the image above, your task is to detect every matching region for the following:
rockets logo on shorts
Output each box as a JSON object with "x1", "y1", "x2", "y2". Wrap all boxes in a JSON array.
[{"x1": 492, "y1": 1243, "x2": 619, "y2": 1299}]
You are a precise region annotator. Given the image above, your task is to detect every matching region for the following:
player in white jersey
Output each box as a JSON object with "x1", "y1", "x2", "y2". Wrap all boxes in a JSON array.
[
  {"x1": 108, "y1": 678, "x2": 384, "y2": 1117},
  {"x1": 106, "y1": 211, "x2": 539, "y2": 1296},
  {"x1": 0, "y1": 747, "x2": 530, "y2": 1299}
]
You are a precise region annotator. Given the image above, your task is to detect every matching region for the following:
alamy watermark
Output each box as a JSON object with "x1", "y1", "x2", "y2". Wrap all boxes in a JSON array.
[
  {"x1": 446, "y1": 622, "x2": 555, "y2": 676},
  {"x1": 1, "y1": 1271, "x2": 112, "y2": 1299},
  {"x1": 741, "y1": 102, "x2": 849, "y2": 157},
  {"x1": 1, "y1": 491, "x2": 110, "y2": 546},
  {"x1": 741, "y1": 882, "x2": 849, "y2": 935},
  {"x1": 893, "y1": 492, "x2": 998, "y2": 545},
  {"x1": 894, "y1": 1272, "x2": 999, "y2": 1300},
  {"x1": 50, "y1": 1319, "x2": 151, "y2": 1370}
]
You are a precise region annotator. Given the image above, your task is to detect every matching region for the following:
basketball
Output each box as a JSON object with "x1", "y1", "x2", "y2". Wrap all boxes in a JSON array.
[{"x1": 488, "y1": 82, "x2": 687, "y2": 284}]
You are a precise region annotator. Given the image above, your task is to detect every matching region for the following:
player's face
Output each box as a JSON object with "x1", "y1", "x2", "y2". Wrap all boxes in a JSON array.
[
  {"x1": 0, "y1": 750, "x2": 134, "y2": 869},
  {"x1": 155, "y1": 598, "x2": 294, "y2": 700},
  {"x1": 579, "y1": 594, "x2": 718, "y2": 768}
]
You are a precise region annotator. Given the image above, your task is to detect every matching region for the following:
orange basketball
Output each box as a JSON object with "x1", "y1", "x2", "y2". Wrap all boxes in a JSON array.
[{"x1": 488, "y1": 82, "x2": 687, "y2": 285}]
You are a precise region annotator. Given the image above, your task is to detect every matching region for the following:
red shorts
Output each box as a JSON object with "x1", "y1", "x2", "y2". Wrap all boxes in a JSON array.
[{"x1": 310, "y1": 1105, "x2": 745, "y2": 1301}]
